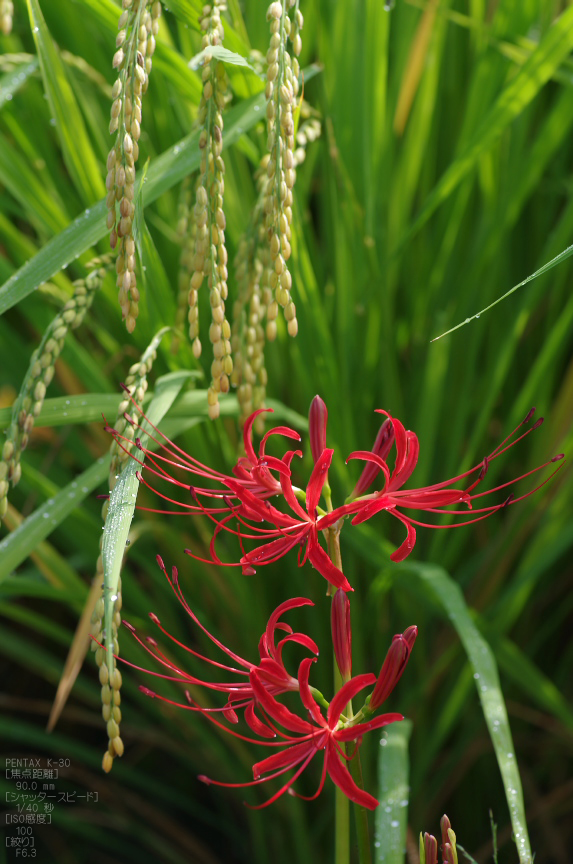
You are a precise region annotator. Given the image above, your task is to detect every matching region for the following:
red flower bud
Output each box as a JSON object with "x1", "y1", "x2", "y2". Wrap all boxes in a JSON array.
[
  {"x1": 309, "y1": 395, "x2": 328, "y2": 464},
  {"x1": 369, "y1": 625, "x2": 417, "y2": 711},
  {"x1": 424, "y1": 833, "x2": 438, "y2": 864},
  {"x1": 352, "y1": 418, "x2": 395, "y2": 498},
  {"x1": 331, "y1": 589, "x2": 352, "y2": 681}
]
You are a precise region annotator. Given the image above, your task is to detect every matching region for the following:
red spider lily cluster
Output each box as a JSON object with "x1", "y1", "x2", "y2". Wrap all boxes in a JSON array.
[
  {"x1": 103, "y1": 392, "x2": 562, "y2": 809},
  {"x1": 120, "y1": 556, "x2": 416, "y2": 808},
  {"x1": 107, "y1": 393, "x2": 563, "y2": 591}
]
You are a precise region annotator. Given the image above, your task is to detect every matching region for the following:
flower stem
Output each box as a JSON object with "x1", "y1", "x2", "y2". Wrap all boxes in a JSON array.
[
  {"x1": 334, "y1": 658, "x2": 350, "y2": 864},
  {"x1": 327, "y1": 524, "x2": 372, "y2": 864},
  {"x1": 347, "y1": 742, "x2": 372, "y2": 864}
]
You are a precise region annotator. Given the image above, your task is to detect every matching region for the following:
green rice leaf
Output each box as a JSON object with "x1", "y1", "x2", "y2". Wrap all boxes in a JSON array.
[
  {"x1": 0, "y1": 457, "x2": 109, "y2": 582},
  {"x1": 26, "y1": 0, "x2": 105, "y2": 205},
  {"x1": 189, "y1": 46, "x2": 257, "y2": 73},
  {"x1": 375, "y1": 720, "x2": 412, "y2": 864},
  {"x1": 403, "y1": 563, "x2": 533, "y2": 864},
  {"x1": 402, "y1": 5, "x2": 573, "y2": 250},
  {"x1": 0, "y1": 57, "x2": 38, "y2": 110},
  {"x1": 101, "y1": 369, "x2": 190, "y2": 682},
  {"x1": 431, "y1": 242, "x2": 573, "y2": 341}
]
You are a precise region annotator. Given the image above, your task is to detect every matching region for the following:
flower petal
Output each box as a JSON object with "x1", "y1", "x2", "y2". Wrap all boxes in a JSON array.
[
  {"x1": 243, "y1": 531, "x2": 306, "y2": 568},
  {"x1": 389, "y1": 512, "x2": 417, "y2": 562},
  {"x1": 347, "y1": 450, "x2": 391, "y2": 492},
  {"x1": 325, "y1": 739, "x2": 379, "y2": 810},
  {"x1": 243, "y1": 409, "x2": 273, "y2": 466},
  {"x1": 260, "y1": 425, "x2": 302, "y2": 458},
  {"x1": 306, "y1": 448, "x2": 334, "y2": 514},
  {"x1": 257, "y1": 657, "x2": 291, "y2": 686},
  {"x1": 245, "y1": 702, "x2": 276, "y2": 739},
  {"x1": 250, "y1": 671, "x2": 315, "y2": 734},
  {"x1": 389, "y1": 429, "x2": 419, "y2": 490},
  {"x1": 278, "y1": 451, "x2": 310, "y2": 522},
  {"x1": 307, "y1": 535, "x2": 353, "y2": 592},
  {"x1": 252, "y1": 739, "x2": 319, "y2": 779},
  {"x1": 298, "y1": 657, "x2": 326, "y2": 726},
  {"x1": 265, "y1": 597, "x2": 314, "y2": 658},
  {"x1": 327, "y1": 673, "x2": 377, "y2": 728}
]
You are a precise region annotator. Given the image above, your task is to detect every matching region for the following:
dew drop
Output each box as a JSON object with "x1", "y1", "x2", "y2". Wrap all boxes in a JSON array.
[
  {"x1": 473, "y1": 672, "x2": 480, "y2": 679},
  {"x1": 390, "y1": 820, "x2": 399, "y2": 828}
]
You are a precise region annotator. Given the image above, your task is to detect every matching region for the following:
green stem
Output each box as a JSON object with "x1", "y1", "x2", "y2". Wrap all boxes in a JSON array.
[
  {"x1": 327, "y1": 525, "x2": 372, "y2": 864},
  {"x1": 334, "y1": 658, "x2": 350, "y2": 864},
  {"x1": 347, "y1": 743, "x2": 372, "y2": 864}
]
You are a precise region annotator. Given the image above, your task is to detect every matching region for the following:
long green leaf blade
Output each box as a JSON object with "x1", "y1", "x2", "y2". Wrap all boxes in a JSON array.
[
  {"x1": 0, "y1": 457, "x2": 109, "y2": 581},
  {"x1": 26, "y1": 0, "x2": 105, "y2": 204},
  {"x1": 431, "y1": 242, "x2": 573, "y2": 341},
  {"x1": 375, "y1": 720, "x2": 412, "y2": 864},
  {"x1": 407, "y1": 563, "x2": 533, "y2": 864}
]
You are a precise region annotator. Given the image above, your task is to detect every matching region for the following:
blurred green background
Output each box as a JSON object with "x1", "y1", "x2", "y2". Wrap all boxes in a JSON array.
[{"x1": 0, "y1": 0, "x2": 572, "y2": 862}]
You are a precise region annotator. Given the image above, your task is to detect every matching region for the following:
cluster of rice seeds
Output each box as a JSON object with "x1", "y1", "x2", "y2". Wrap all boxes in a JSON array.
[
  {"x1": 0, "y1": 0, "x2": 13, "y2": 35},
  {"x1": 231, "y1": 160, "x2": 270, "y2": 427},
  {"x1": 91, "y1": 339, "x2": 159, "y2": 772},
  {"x1": 0, "y1": 259, "x2": 110, "y2": 520},
  {"x1": 189, "y1": 0, "x2": 233, "y2": 420},
  {"x1": 263, "y1": 0, "x2": 303, "y2": 339},
  {"x1": 91, "y1": 583, "x2": 124, "y2": 774},
  {"x1": 172, "y1": 175, "x2": 198, "y2": 354},
  {"x1": 231, "y1": 117, "x2": 320, "y2": 429},
  {"x1": 105, "y1": 0, "x2": 161, "y2": 333}
]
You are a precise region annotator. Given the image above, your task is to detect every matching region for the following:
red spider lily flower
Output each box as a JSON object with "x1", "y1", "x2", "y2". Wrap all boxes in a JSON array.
[
  {"x1": 120, "y1": 556, "x2": 319, "y2": 736},
  {"x1": 105, "y1": 394, "x2": 353, "y2": 590},
  {"x1": 199, "y1": 658, "x2": 403, "y2": 809},
  {"x1": 346, "y1": 407, "x2": 564, "y2": 562},
  {"x1": 222, "y1": 447, "x2": 352, "y2": 591},
  {"x1": 331, "y1": 589, "x2": 352, "y2": 682}
]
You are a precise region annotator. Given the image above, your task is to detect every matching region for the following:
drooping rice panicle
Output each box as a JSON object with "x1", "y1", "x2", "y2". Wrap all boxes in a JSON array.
[
  {"x1": 0, "y1": 0, "x2": 13, "y2": 35},
  {"x1": 105, "y1": 0, "x2": 161, "y2": 334},
  {"x1": 232, "y1": 114, "x2": 320, "y2": 430},
  {"x1": 172, "y1": 175, "x2": 198, "y2": 355},
  {"x1": 188, "y1": 0, "x2": 233, "y2": 420},
  {"x1": 91, "y1": 333, "x2": 163, "y2": 772},
  {"x1": 0, "y1": 259, "x2": 111, "y2": 520},
  {"x1": 263, "y1": 0, "x2": 303, "y2": 339}
]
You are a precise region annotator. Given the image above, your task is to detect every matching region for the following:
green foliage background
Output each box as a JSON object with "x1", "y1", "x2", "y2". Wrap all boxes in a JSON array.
[{"x1": 0, "y1": 0, "x2": 572, "y2": 862}]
